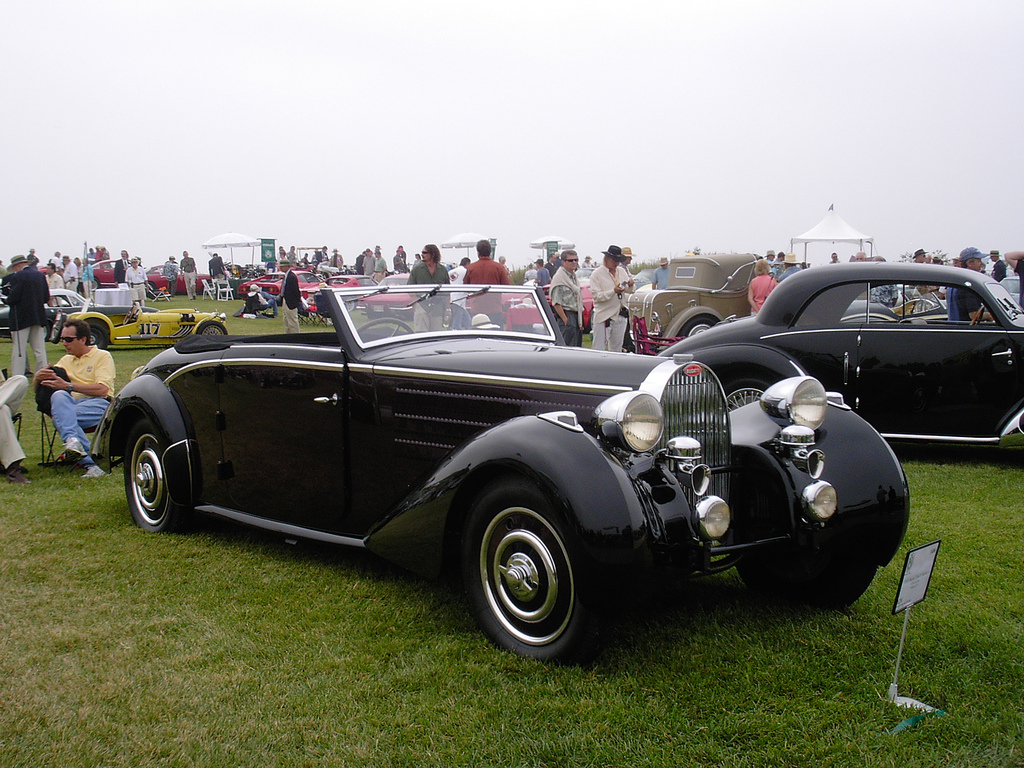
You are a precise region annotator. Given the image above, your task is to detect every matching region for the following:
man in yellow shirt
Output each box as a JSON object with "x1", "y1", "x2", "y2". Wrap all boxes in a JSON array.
[{"x1": 33, "y1": 318, "x2": 115, "y2": 478}]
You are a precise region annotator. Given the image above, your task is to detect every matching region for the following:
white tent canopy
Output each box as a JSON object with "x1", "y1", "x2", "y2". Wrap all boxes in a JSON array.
[
  {"x1": 202, "y1": 232, "x2": 261, "y2": 249},
  {"x1": 441, "y1": 232, "x2": 487, "y2": 249},
  {"x1": 791, "y1": 208, "x2": 874, "y2": 260},
  {"x1": 529, "y1": 235, "x2": 575, "y2": 250}
]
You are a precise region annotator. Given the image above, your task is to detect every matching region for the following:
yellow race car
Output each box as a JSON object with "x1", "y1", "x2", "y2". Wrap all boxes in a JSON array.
[{"x1": 68, "y1": 303, "x2": 228, "y2": 349}]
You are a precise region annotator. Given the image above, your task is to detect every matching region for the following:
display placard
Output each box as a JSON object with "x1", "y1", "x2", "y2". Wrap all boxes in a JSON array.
[{"x1": 892, "y1": 540, "x2": 941, "y2": 615}]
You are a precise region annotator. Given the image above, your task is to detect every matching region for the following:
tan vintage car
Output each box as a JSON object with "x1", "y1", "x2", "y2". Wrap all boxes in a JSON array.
[{"x1": 628, "y1": 252, "x2": 758, "y2": 337}]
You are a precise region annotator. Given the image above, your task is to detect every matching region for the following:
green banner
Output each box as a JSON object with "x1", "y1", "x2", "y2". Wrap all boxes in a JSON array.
[{"x1": 261, "y1": 239, "x2": 275, "y2": 264}]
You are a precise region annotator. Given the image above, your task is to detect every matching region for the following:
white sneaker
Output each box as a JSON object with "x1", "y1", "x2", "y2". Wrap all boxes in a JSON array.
[
  {"x1": 82, "y1": 465, "x2": 106, "y2": 478},
  {"x1": 64, "y1": 437, "x2": 86, "y2": 460}
]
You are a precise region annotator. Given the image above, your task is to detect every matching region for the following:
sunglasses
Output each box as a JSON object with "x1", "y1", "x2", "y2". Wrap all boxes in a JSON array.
[
  {"x1": 563, "y1": 258, "x2": 578, "y2": 262},
  {"x1": 59, "y1": 335, "x2": 80, "y2": 342}
]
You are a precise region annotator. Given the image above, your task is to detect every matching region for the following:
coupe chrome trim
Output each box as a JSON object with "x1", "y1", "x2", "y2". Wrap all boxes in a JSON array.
[{"x1": 196, "y1": 504, "x2": 366, "y2": 547}]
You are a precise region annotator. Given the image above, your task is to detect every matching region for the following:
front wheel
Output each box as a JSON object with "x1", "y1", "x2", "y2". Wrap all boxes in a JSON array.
[
  {"x1": 124, "y1": 419, "x2": 192, "y2": 533},
  {"x1": 723, "y1": 377, "x2": 770, "y2": 410},
  {"x1": 736, "y1": 545, "x2": 880, "y2": 610},
  {"x1": 461, "y1": 476, "x2": 600, "y2": 664},
  {"x1": 196, "y1": 321, "x2": 227, "y2": 336}
]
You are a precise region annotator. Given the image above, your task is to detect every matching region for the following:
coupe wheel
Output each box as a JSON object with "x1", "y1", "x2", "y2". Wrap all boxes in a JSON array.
[
  {"x1": 461, "y1": 477, "x2": 600, "y2": 663},
  {"x1": 125, "y1": 419, "x2": 191, "y2": 533},
  {"x1": 736, "y1": 545, "x2": 880, "y2": 610},
  {"x1": 724, "y1": 377, "x2": 770, "y2": 410},
  {"x1": 88, "y1": 321, "x2": 109, "y2": 349},
  {"x1": 360, "y1": 316, "x2": 414, "y2": 338}
]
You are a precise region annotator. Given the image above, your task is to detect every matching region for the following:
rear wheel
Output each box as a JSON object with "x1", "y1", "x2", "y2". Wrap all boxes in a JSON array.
[
  {"x1": 461, "y1": 476, "x2": 600, "y2": 663},
  {"x1": 124, "y1": 419, "x2": 192, "y2": 533},
  {"x1": 680, "y1": 315, "x2": 718, "y2": 337},
  {"x1": 88, "y1": 321, "x2": 109, "y2": 349}
]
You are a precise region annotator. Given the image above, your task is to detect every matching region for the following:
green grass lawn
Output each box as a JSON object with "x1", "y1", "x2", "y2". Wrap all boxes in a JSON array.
[{"x1": 1, "y1": 303, "x2": 1022, "y2": 766}]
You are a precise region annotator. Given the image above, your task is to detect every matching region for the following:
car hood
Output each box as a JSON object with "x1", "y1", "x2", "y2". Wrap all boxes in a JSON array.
[{"x1": 364, "y1": 338, "x2": 668, "y2": 391}]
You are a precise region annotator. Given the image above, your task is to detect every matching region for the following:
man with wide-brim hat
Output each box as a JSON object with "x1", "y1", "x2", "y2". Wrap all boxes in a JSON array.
[
  {"x1": 590, "y1": 245, "x2": 635, "y2": 352},
  {"x1": 2, "y1": 253, "x2": 50, "y2": 378},
  {"x1": 777, "y1": 252, "x2": 804, "y2": 282},
  {"x1": 912, "y1": 248, "x2": 928, "y2": 263}
]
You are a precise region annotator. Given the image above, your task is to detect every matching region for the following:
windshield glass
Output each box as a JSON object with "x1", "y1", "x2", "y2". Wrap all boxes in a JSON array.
[
  {"x1": 327, "y1": 285, "x2": 559, "y2": 346},
  {"x1": 985, "y1": 281, "x2": 1024, "y2": 327}
]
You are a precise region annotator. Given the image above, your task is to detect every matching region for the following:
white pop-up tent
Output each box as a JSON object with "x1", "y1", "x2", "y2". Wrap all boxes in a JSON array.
[
  {"x1": 791, "y1": 207, "x2": 874, "y2": 262},
  {"x1": 202, "y1": 232, "x2": 261, "y2": 264}
]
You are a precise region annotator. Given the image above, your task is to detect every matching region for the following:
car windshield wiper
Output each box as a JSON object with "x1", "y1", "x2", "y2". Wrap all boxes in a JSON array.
[
  {"x1": 464, "y1": 286, "x2": 491, "y2": 299},
  {"x1": 344, "y1": 286, "x2": 390, "y2": 306},
  {"x1": 405, "y1": 285, "x2": 441, "y2": 308}
]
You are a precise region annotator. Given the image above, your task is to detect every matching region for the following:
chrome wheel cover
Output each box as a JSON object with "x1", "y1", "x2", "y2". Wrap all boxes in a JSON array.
[
  {"x1": 479, "y1": 507, "x2": 575, "y2": 646},
  {"x1": 130, "y1": 435, "x2": 167, "y2": 526}
]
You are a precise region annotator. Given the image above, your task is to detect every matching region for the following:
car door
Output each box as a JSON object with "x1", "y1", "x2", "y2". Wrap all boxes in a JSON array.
[
  {"x1": 762, "y1": 281, "x2": 868, "y2": 404},
  {"x1": 856, "y1": 280, "x2": 1019, "y2": 438},
  {"x1": 215, "y1": 347, "x2": 351, "y2": 532}
]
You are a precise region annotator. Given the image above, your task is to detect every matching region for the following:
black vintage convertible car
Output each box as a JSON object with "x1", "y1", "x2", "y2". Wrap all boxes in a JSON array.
[
  {"x1": 663, "y1": 262, "x2": 1024, "y2": 446},
  {"x1": 92, "y1": 284, "x2": 909, "y2": 662}
]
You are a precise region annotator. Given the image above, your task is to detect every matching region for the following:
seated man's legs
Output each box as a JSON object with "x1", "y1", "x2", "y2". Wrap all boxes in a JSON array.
[
  {"x1": 0, "y1": 375, "x2": 30, "y2": 472},
  {"x1": 49, "y1": 391, "x2": 108, "y2": 467}
]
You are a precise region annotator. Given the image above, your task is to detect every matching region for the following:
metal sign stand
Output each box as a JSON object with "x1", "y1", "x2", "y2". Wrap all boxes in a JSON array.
[{"x1": 887, "y1": 540, "x2": 944, "y2": 726}]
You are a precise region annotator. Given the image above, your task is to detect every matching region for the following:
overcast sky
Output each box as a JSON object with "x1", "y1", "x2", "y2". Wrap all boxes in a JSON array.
[{"x1": 3, "y1": 0, "x2": 1023, "y2": 269}]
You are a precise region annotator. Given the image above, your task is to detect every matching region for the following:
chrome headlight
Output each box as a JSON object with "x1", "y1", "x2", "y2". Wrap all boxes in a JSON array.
[
  {"x1": 802, "y1": 480, "x2": 837, "y2": 522},
  {"x1": 761, "y1": 376, "x2": 828, "y2": 430},
  {"x1": 595, "y1": 391, "x2": 664, "y2": 453},
  {"x1": 696, "y1": 496, "x2": 731, "y2": 540}
]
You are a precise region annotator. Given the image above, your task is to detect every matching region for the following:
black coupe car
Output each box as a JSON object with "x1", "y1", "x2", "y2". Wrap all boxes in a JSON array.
[
  {"x1": 662, "y1": 262, "x2": 1024, "y2": 446},
  {"x1": 92, "y1": 284, "x2": 909, "y2": 662}
]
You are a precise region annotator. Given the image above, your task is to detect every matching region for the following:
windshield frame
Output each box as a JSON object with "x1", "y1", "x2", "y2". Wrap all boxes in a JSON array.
[{"x1": 324, "y1": 284, "x2": 561, "y2": 349}]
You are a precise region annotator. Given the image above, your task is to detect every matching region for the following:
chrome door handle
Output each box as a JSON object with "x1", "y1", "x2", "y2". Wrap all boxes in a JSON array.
[
  {"x1": 314, "y1": 393, "x2": 340, "y2": 406},
  {"x1": 993, "y1": 349, "x2": 1014, "y2": 365}
]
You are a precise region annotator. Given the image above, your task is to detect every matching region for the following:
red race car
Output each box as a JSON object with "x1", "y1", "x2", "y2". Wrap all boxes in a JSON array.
[{"x1": 239, "y1": 270, "x2": 324, "y2": 299}]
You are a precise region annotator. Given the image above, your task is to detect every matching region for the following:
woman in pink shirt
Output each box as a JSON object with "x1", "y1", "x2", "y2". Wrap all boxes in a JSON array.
[{"x1": 748, "y1": 258, "x2": 777, "y2": 314}]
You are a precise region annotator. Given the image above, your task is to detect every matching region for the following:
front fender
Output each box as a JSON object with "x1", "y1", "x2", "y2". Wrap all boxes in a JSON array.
[
  {"x1": 365, "y1": 415, "x2": 667, "y2": 593},
  {"x1": 730, "y1": 399, "x2": 909, "y2": 567},
  {"x1": 92, "y1": 372, "x2": 199, "y2": 508}
]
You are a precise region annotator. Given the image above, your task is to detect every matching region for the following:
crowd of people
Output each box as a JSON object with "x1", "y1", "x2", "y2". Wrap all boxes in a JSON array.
[{"x1": 6, "y1": 237, "x2": 1024, "y2": 485}]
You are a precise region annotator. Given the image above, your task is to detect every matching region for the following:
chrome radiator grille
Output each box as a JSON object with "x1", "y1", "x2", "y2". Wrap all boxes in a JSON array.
[{"x1": 655, "y1": 364, "x2": 732, "y2": 502}]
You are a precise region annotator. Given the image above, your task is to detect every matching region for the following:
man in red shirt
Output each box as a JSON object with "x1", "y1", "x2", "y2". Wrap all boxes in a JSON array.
[
  {"x1": 465, "y1": 239, "x2": 509, "y2": 286},
  {"x1": 464, "y1": 239, "x2": 509, "y2": 324}
]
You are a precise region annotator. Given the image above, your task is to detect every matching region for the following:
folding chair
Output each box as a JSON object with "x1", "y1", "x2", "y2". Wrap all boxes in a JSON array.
[
  {"x1": 202, "y1": 280, "x2": 217, "y2": 300},
  {"x1": 146, "y1": 282, "x2": 171, "y2": 302},
  {"x1": 215, "y1": 280, "x2": 234, "y2": 301},
  {"x1": 631, "y1": 315, "x2": 682, "y2": 355}
]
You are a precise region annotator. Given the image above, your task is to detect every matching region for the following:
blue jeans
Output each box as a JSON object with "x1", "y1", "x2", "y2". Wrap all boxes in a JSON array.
[
  {"x1": 49, "y1": 390, "x2": 108, "y2": 466},
  {"x1": 451, "y1": 303, "x2": 471, "y2": 330}
]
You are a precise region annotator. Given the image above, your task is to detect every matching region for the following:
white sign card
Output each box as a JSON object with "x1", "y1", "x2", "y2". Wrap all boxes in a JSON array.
[{"x1": 892, "y1": 540, "x2": 941, "y2": 615}]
